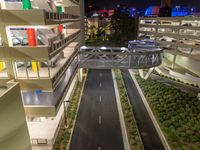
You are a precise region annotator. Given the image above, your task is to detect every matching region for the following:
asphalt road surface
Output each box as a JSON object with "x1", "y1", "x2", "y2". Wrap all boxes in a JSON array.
[
  {"x1": 121, "y1": 70, "x2": 165, "y2": 150},
  {"x1": 69, "y1": 69, "x2": 124, "y2": 150}
]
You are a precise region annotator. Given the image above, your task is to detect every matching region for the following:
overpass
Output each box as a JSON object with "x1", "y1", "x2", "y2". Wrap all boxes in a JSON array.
[{"x1": 78, "y1": 41, "x2": 163, "y2": 69}]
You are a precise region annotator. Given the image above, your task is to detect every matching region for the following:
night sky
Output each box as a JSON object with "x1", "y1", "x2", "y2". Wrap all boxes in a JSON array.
[{"x1": 85, "y1": 0, "x2": 197, "y2": 9}]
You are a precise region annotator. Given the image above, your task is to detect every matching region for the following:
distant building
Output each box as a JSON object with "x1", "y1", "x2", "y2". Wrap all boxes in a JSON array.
[
  {"x1": 145, "y1": 5, "x2": 199, "y2": 17},
  {"x1": 145, "y1": 6, "x2": 161, "y2": 17}
]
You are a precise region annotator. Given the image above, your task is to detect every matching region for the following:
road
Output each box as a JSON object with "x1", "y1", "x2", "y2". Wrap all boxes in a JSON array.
[
  {"x1": 121, "y1": 70, "x2": 165, "y2": 150},
  {"x1": 69, "y1": 69, "x2": 124, "y2": 150}
]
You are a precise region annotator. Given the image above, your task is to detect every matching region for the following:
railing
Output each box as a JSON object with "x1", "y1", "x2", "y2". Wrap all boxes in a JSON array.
[
  {"x1": 79, "y1": 46, "x2": 163, "y2": 69},
  {"x1": 52, "y1": 51, "x2": 79, "y2": 87},
  {"x1": 45, "y1": 11, "x2": 79, "y2": 21},
  {"x1": 49, "y1": 31, "x2": 80, "y2": 54}
]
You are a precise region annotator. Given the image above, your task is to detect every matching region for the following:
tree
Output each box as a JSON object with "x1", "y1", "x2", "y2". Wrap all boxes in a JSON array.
[
  {"x1": 88, "y1": 25, "x2": 97, "y2": 41},
  {"x1": 110, "y1": 12, "x2": 138, "y2": 45}
]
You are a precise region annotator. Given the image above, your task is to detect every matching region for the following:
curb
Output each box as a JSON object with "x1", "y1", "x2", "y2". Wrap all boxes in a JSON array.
[
  {"x1": 129, "y1": 69, "x2": 171, "y2": 150},
  {"x1": 112, "y1": 70, "x2": 131, "y2": 150}
]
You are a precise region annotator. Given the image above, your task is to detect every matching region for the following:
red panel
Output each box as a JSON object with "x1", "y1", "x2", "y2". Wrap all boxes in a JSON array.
[
  {"x1": 58, "y1": 25, "x2": 64, "y2": 33},
  {"x1": 27, "y1": 28, "x2": 36, "y2": 47}
]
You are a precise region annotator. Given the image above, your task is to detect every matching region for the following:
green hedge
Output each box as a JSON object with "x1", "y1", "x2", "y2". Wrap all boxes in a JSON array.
[
  {"x1": 53, "y1": 71, "x2": 87, "y2": 150},
  {"x1": 136, "y1": 75, "x2": 200, "y2": 150},
  {"x1": 114, "y1": 69, "x2": 143, "y2": 150}
]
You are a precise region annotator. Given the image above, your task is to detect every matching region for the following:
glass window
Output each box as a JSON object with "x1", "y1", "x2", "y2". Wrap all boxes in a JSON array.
[
  {"x1": 39, "y1": 61, "x2": 50, "y2": 78},
  {"x1": 27, "y1": 61, "x2": 39, "y2": 78},
  {"x1": 0, "y1": 61, "x2": 8, "y2": 78},
  {"x1": 0, "y1": 34, "x2": 2, "y2": 46},
  {"x1": 15, "y1": 61, "x2": 27, "y2": 78}
]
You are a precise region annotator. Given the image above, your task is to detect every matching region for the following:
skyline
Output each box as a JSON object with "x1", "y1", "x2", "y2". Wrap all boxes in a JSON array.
[{"x1": 85, "y1": 0, "x2": 198, "y2": 9}]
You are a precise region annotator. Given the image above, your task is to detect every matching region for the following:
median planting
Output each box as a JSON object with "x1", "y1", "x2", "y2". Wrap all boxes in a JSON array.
[{"x1": 114, "y1": 69, "x2": 143, "y2": 150}]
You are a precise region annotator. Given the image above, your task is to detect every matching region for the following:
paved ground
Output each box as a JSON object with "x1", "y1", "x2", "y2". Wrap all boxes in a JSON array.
[
  {"x1": 121, "y1": 70, "x2": 165, "y2": 150},
  {"x1": 69, "y1": 69, "x2": 124, "y2": 150}
]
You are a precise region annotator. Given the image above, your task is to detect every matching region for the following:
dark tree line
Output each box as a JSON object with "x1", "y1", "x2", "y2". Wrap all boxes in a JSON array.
[{"x1": 110, "y1": 12, "x2": 139, "y2": 46}]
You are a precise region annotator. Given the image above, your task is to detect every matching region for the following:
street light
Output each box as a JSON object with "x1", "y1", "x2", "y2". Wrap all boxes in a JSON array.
[{"x1": 63, "y1": 100, "x2": 70, "y2": 128}]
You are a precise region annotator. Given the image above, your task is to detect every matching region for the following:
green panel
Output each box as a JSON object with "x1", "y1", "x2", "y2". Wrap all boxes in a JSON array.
[
  {"x1": 57, "y1": 6, "x2": 62, "y2": 14},
  {"x1": 22, "y1": 0, "x2": 32, "y2": 10}
]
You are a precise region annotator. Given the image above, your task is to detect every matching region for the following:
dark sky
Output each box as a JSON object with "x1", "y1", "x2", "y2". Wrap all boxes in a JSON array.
[{"x1": 85, "y1": 0, "x2": 197, "y2": 9}]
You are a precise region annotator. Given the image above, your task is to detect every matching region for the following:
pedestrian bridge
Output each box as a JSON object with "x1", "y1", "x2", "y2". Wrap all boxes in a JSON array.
[{"x1": 79, "y1": 41, "x2": 163, "y2": 69}]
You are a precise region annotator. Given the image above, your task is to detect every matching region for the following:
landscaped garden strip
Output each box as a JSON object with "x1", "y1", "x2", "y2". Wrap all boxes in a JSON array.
[{"x1": 136, "y1": 75, "x2": 200, "y2": 150}]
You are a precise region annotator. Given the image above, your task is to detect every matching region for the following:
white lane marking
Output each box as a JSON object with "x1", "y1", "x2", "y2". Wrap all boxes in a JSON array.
[
  {"x1": 99, "y1": 73, "x2": 102, "y2": 77},
  {"x1": 99, "y1": 82, "x2": 102, "y2": 87},
  {"x1": 99, "y1": 96, "x2": 102, "y2": 103},
  {"x1": 99, "y1": 115, "x2": 101, "y2": 125},
  {"x1": 98, "y1": 146, "x2": 101, "y2": 150}
]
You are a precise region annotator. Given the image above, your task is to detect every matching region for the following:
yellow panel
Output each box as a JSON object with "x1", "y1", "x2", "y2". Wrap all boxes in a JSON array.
[
  {"x1": 0, "y1": 61, "x2": 5, "y2": 72},
  {"x1": 32, "y1": 61, "x2": 40, "y2": 72}
]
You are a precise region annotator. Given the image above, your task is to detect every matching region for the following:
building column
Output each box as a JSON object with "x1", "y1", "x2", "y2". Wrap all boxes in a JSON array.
[
  {"x1": 78, "y1": 68, "x2": 83, "y2": 82},
  {"x1": 5, "y1": 61, "x2": 15, "y2": 78},
  {"x1": 0, "y1": 0, "x2": 6, "y2": 9},
  {"x1": 80, "y1": 0, "x2": 85, "y2": 46},
  {"x1": 171, "y1": 55, "x2": 176, "y2": 69}
]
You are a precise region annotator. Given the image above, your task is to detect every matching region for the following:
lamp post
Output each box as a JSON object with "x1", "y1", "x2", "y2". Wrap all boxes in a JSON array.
[{"x1": 63, "y1": 100, "x2": 70, "y2": 128}]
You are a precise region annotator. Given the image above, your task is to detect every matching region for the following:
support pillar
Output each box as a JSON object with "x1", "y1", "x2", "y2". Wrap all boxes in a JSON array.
[
  {"x1": 78, "y1": 68, "x2": 83, "y2": 82},
  {"x1": 22, "y1": 0, "x2": 32, "y2": 10},
  {"x1": 139, "y1": 68, "x2": 155, "y2": 80},
  {"x1": 171, "y1": 55, "x2": 176, "y2": 69},
  {"x1": 0, "y1": 0, "x2": 6, "y2": 9},
  {"x1": 139, "y1": 69, "x2": 144, "y2": 79}
]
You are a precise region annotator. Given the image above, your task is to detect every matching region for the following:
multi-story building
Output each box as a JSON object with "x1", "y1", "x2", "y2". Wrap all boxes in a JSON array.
[
  {"x1": 0, "y1": 0, "x2": 84, "y2": 149},
  {"x1": 138, "y1": 17, "x2": 200, "y2": 85},
  {"x1": 0, "y1": 81, "x2": 31, "y2": 150}
]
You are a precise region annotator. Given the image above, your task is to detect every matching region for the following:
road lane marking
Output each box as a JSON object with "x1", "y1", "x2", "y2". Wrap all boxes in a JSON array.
[
  {"x1": 99, "y1": 73, "x2": 102, "y2": 77},
  {"x1": 99, "y1": 82, "x2": 102, "y2": 87},
  {"x1": 99, "y1": 96, "x2": 102, "y2": 103},
  {"x1": 98, "y1": 146, "x2": 101, "y2": 150},
  {"x1": 99, "y1": 116, "x2": 101, "y2": 125}
]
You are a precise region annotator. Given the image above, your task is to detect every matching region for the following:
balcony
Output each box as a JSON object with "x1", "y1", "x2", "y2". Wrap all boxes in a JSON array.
[
  {"x1": 22, "y1": 63, "x2": 78, "y2": 117},
  {"x1": 0, "y1": 9, "x2": 80, "y2": 25},
  {"x1": 0, "y1": 29, "x2": 80, "y2": 59},
  {"x1": 15, "y1": 42, "x2": 79, "y2": 90}
]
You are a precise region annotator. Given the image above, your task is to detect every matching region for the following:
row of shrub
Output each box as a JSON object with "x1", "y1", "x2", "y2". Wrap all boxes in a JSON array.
[
  {"x1": 136, "y1": 75, "x2": 200, "y2": 150},
  {"x1": 114, "y1": 69, "x2": 143, "y2": 150},
  {"x1": 53, "y1": 72, "x2": 87, "y2": 150},
  {"x1": 153, "y1": 71, "x2": 199, "y2": 88}
]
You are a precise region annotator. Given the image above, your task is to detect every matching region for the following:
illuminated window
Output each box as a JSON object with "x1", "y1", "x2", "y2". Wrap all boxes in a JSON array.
[
  {"x1": 38, "y1": 61, "x2": 50, "y2": 78},
  {"x1": 15, "y1": 61, "x2": 28, "y2": 78}
]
